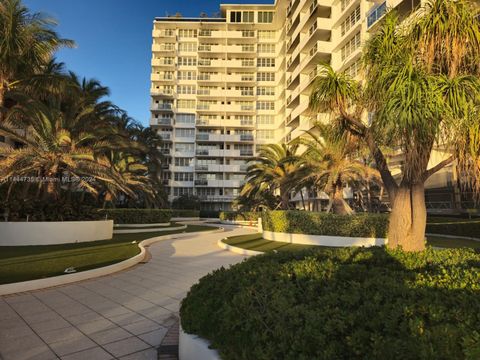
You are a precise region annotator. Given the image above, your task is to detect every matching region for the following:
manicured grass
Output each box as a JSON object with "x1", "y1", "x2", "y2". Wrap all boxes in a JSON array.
[
  {"x1": 0, "y1": 224, "x2": 216, "y2": 284},
  {"x1": 427, "y1": 235, "x2": 480, "y2": 249},
  {"x1": 223, "y1": 234, "x2": 316, "y2": 252},
  {"x1": 224, "y1": 233, "x2": 480, "y2": 253}
]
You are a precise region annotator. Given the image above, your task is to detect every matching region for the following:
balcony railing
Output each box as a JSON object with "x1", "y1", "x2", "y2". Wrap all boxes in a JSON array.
[
  {"x1": 196, "y1": 133, "x2": 210, "y2": 140},
  {"x1": 157, "y1": 118, "x2": 172, "y2": 125},
  {"x1": 159, "y1": 133, "x2": 171, "y2": 140},
  {"x1": 196, "y1": 149, "x2": 209, "y2": 156},
  {"x1": 240, "y1": 134, "x2": 254, "y2": 141},
  {"x1": 367, "y1": 1, "x2": 387, "y2": 29},
  {"x1": 240, "y1": 150, "x2": 254, "y2": 156},
  {"x1": 241, "y1": 30, "x2": 255, "y2": 38},
  {"x1": 194, "y1": 179, "x2": 208, "y2": 186},
  {"x1": 195, "y1": 165, "x2": 208, "y2": 171}
]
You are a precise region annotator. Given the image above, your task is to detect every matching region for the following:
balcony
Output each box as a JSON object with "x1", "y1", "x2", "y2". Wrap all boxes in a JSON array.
[
  {"x1": 367, "y1": 1, "x2": 387, "y2": 29},
  {"x1": 151, "y1": 74, "x2": 174, "y2": 82},
  {"x1": 155, "y1": 118, "x2": 172, "y2": 126},
  {"x1": 151, "y1": 103, "x2": 173, "y2": 111},
  {"x1": 152, "y1": 44, "x2": 175, "y2": 52},
  {"x1": 194, "y1": 179, "x2": 208, "y2": 186},
  {"x1": 227, "y1": 74, "x2": 255, "y2": 83},
  {"x1": 151, "y1": 59, "x2": 175, "y2": 67},
  {"x1": 153, "y1": 30, "x2": 175, "y2": 37},
  {"x1": 240, "y1": 134, "x2": 254, "y2": 141},
  {"x1": 151, "y1": 88, "x2": 174, "y2": 96},
  {"x1": 158, "y1": 133, "x2": 171, "y2": 140},
  {"x1": 195, "y1": 165, "x2": 209, "y2": 171}
]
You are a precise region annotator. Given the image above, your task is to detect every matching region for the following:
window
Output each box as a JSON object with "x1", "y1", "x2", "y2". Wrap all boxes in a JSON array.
[
  {"x1": 258, "y1": 44, "x2": 275, "y2": 53},
  {"x1": 258, "y1": 11, "x2": 274, "y2": 23},
  {"x1": 243, "y1": 11, "x2": 254, "y2": 23},
  {"x1": 197, "y1": 188, "x2": 216, "y2": 196},
  {"x1": 257, "y1": 130, "x2": 274, "y2": 139},
  {"x1": 345, "y1": 60, "x2": 361, "y2": 78},
  {"x1": 174, "y1": 172, "x2": 194, "y2": 181},
  {"x1": 178, "y1": 42, "x2": 197, "y2": 52},
  {"x1": 176, "y1": 114, "x2": 196, "y2": 124},
  {"x1": 341, "y1": 0, "x2": 353, "y2": 11},
  {"x1": 257, "y1": 115, "x2": 275, "y2": 125},
  {"x1": 257, "y1": 87, "x2": 275, "y2": 96},
  {"x1": 257, "y1": 72, "x2": 275, "y2": 82},
  {"x1": 178, "y1": 29, "x2": 197, "y2": 38},
  {"x1": 256, "y1": 101, "x2": 275, "y2": 110},
  {"x1": 177, "y1": 99, "x2": 196, "y2": 109},
  {"x1": 258, "y1": 30, "x2": 275, "y2": 39},
  {"x1": 230, "y1": 11, "x2": 242, "y2": 23},
  {"x1": 177, "y1": 85, "x2": 196, "y2": 95},
  {"x1": 178, "y1": 57, "x2": 197, "y2": 66},
  {"x1": 257, "y1": 58, "x2": 275, "y2": 67},
  {"x1": 173, "y1": 187, "x2": 194, "y2": 196},
  {"x1": 175, "y1": 128, "x2": 195, "y2": 138},
  {"x1": 175, "y1": 143, "x2": 195, "y2": 152},
  {"x1": 341, "y1": 6, "x2": 361, "y2": 36},
  {"x1": 341, "y1": 32, "x2": 361, "y2": 61},
  {"x1": 175, "y1": 157, "x2": 193, "y2": 166},
  {"x1": 235, "y1": 115, "x2": 254, "y2": 125},
  {"x1": 177, "y1": 71, "x2": 196, "y2": 80}
]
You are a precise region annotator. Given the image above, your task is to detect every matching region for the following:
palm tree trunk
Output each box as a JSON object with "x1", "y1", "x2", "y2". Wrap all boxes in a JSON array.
[
  {"x1": 300, "y1": 190, "x2": 306, "y2": 210},
  {"x1": 387, "y1": 183, "x2": 426, "y2": 251}
]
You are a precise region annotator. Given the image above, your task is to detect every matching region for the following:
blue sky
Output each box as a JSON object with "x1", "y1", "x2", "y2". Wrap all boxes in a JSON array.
[{"x1": 23, "y1": 0, "x2": 274, "y2": 127}]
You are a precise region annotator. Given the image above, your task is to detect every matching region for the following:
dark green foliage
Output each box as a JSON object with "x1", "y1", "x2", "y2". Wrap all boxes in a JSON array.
[
  {"x1": 181, "y1": 247, "x2": 480, "y2": 360},
  {"x1": 427, "y1": 217, "x2": 480, "y2": 239},
  {"x1": 1, "y1": 199, "x2": 103, "y2": 221},
  {"x1": 219, "y1": 211, "x2": 261, "y2": 222},
  {"x1": 262, "y1": 211, "x2": 388, "y2": 238},
  {"x1": 100, "y1": 209, "x2": 172, "y2": 224},
  {"x1": 170, "y1": 209, "x2": 200, "y2": 218},
  {"x1": 199, "y1": 210, "x2": 220, "y2": 218}
]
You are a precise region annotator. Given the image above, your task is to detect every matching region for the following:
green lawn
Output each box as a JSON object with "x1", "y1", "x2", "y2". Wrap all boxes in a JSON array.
[
  {"x1": 0, "y1": 224, "x2": 216, "y2": 284},
  {"x1": 223, "y1": 233, "x2": 480, "y2": 253}
]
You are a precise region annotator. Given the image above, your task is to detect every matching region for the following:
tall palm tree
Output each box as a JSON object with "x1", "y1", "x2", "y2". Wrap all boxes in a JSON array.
[
  {"x1": 241, "y1": 143, "x2": 301, "y2": 210},
  {"x1": 0, "y1": 0, "x2": 74, "y2": 111},
  {"x1": 297, "y1": 123, "x2": 380, "y2": 215},
  {"x1": 309, "y1": 0, "x2": 480, "y2": 251}
]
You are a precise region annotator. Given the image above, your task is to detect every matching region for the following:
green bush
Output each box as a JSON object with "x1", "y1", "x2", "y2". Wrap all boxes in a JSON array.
[
  {"x1": 170, "y1": 209, "x2": 200, "y2": 218},
  {"x1": 262, "y1": 211, "x2": 388, "y2": 238},
  {"x1": 181, "y1": 247, "x2": 480, "y2": 360},
  {"x1": 100, "y1": 209, "x2": 172, "y2": 224},
  {"x1": 427, "y1": 217, "x2": 480, "y2": 238},
  {"x1": 219, "y1": 211, "x2": 260, "y2": 222},
  {"x1": 199, "y1": 210, "x2": 220, "y2": 218}
]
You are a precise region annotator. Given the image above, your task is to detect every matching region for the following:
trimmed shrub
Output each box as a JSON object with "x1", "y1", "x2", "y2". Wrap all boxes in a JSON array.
[
  {"x1": 199, "y1": 210, "x2": 220, "y2": 218},
  {"x1": 100, "y1": 209, "x2": 171, "y2": 224},
  {"x1": 262, "y1": 211, "x2": 388, "y2": 238},
  {"x1": 170, "y1": 209, "x2": 200, "y2": 218},
  {"x1": 219, "y1": 211, "x2": 260, "y2": 222},
  {"x1": 181, "y1": 247, "x2": 480, "y2": 360},
  {"x1": 427, "y1": 217, "x2": 480, "y2": 238}
]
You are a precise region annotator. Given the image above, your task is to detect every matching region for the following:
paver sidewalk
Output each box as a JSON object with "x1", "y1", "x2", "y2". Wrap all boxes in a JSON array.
[{"x1": 0, "y1": 225, "x2": 254, "y2": 360}]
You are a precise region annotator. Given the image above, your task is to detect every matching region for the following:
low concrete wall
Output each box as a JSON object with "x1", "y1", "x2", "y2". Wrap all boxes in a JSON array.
[
  {"x1": 179, "y1": 325, "x2": 221, "y2": 360},
  {"x1": 114, "y1": 222, "x2": 171, "y2": 228},
  {"x1": 113, "y1": 224, "x2": 187, "y2": 234},
  {"x1": 172, "y1": 217, "x2": 200, "y2": 222},
  {"x1": 263, "y1": 230, "x2": 386, "y2": 247},
  {"x1": 0, "y1": 220, "x2": 113, "y2": 246},
  {"x1": 217, "y1": 239, "x2": 263, "y2": 256}
]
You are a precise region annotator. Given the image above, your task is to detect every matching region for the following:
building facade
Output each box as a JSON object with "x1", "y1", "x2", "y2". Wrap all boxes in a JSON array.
[{"x1": 150, "y1": 0, "x2": 428, "y2": 211}]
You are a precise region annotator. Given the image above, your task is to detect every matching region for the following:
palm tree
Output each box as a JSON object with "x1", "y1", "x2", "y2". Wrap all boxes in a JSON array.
[
  {"x1": 241, "y1": 143, "x2": 301, "y2": 210},
  {"x1": 0, "y1": 0, "x2": 74, "y2": 111},
  {"x1": 309, "y1": 0, "x2": 480, "y2": 251},
  {"x1": 297, "y1": 123, "x2": 380, "y2": 215}
]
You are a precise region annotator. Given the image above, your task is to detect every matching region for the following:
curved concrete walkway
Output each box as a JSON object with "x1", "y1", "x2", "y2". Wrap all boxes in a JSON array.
[{"x1": 0, "y1": 224, "x2": 256, "y2": 360}]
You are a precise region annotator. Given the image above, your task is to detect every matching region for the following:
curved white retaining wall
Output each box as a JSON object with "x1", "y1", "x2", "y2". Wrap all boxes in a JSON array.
[
  {"x1": 263, "y1": 230, "x2": 387, "y2": 247},
  {"x1": 217, "y1": 239, "x2": 263, "y2": 256},
  {"x1": 0, "y1": 220, "x2": 113, "y2": 246},
  {"x1": 0, "y1": 227, "x2": 224, "y2": 296},
  {"x1": 113, "y1": 224, "x2": 187, "y2": 234},
  {"x1": 114, "y1": 222, "x2": 171, "y2": 228},
  {"x1": 179, "y1": 325, "x2": 221, "y2": 360}
]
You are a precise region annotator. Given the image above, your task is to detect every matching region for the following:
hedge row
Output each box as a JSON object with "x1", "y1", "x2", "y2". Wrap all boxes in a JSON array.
[
  {"x1": 426, "y1": 217, "x2": 480, "y2": 238},
  {"x1": 219, "y1": 211, "x2": 260, "y2": 222},
  {"x1": 261, "y1": 211, "x2": 388, "y2": 238},
  {"x1": 170, "y1": 209, "x2": 200, "y2": 218},
  {"x1": 100, "y1": 209, "x2": 172, "y2": 224},
  {"x1": 181, "y1": 247, "x2": 480, "y2": 359}
]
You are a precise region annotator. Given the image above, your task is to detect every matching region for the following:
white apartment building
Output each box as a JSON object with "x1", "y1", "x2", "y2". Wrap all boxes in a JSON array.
[{"x1": 150, "y1": 0, "x2": 425, "y2": 211}]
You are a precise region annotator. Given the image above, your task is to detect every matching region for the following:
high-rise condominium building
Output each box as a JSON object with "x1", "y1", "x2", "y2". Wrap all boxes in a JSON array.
[{"x1": 150, "y1": 0, "x2": 425, "y2": 211}]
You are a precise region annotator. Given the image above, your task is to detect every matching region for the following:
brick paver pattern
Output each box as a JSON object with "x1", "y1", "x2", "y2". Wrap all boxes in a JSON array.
[{"x1": 0, "y1": 224, "x2": 253, "y2": 360}]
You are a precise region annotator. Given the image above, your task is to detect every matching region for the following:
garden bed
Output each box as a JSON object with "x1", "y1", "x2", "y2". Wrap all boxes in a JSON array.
[{"x1": 181, "y1": 247, "x2": 480, "y2": 359}]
